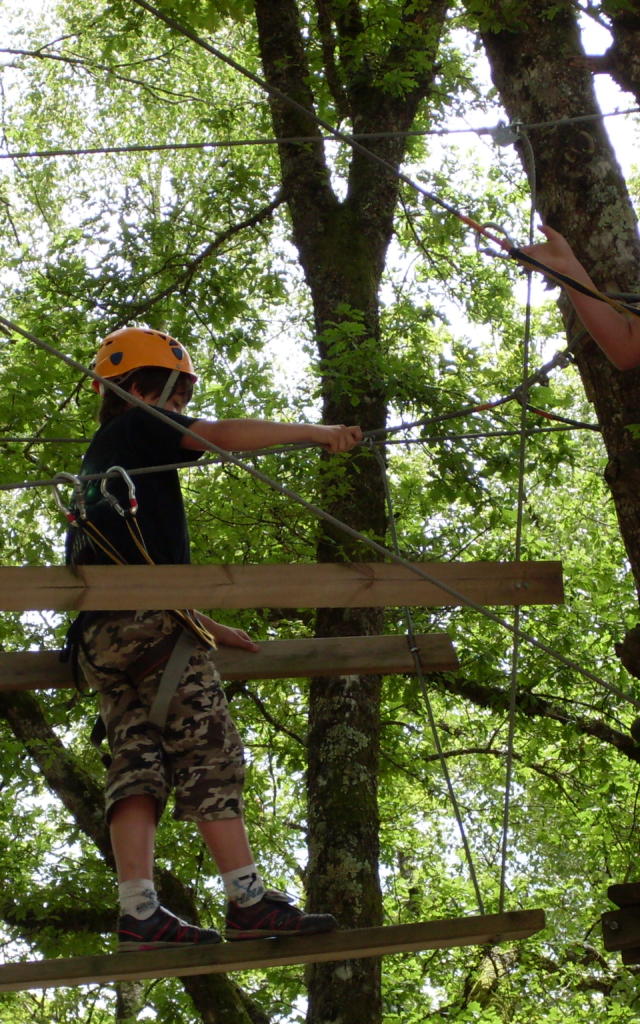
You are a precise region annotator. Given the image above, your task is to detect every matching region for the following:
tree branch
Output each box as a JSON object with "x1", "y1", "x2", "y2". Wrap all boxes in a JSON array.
[
  {"x1": 0, "y1": 47, "x2": 207, "y2": 105},
  {"x1": 110, "y1": 191, "x2": 286, "y2": 326},
  {"x1": 237, "y1": 684, "x2": 305, "y2": 746},
  {"x1": 433, "y1": 672, "x2": 640, "y2": 763}
]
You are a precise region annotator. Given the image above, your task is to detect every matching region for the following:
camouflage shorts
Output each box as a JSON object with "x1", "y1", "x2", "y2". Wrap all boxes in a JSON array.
[{"x1": 77, "y1": 610, "x2": 245, "y2": 823}]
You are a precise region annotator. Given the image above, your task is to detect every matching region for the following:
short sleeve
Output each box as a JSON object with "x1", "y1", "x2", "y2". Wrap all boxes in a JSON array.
[{"x1": 124, "y1": 407, "x2": 203, "y2": 467}]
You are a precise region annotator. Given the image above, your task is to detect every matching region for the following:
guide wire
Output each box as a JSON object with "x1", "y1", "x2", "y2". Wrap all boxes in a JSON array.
[
  {"x1": 2, "y1": 107, "x2": 639, "y2": 162},
  {"x1": 0, "y1": 339, "x2": 595, "y2": 492},
  {"x1": 371, "y1": 442, "x2": 485, "y2": 915},
  {"x1": 0, "y1": 422, "x2": 599, "y2": 452},
  {"x1": 498, "y1": 128, "x2": 536, "y2": 915},
  {"x1": 0, "y1": 421, "x2": 596, "y2": 494},
  {"x1": 366, "y1": 347, "x2": 582, "y2": 444}
]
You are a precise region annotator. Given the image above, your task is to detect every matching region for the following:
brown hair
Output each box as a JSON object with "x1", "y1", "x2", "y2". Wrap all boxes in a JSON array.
[{"x1": 98, "y1": 368, "x2": 193, "y2": 425}]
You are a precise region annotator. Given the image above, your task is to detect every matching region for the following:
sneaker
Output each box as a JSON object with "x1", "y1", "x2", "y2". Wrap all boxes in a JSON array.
[
  {"x1": 118, "y1": 904, "x2": 223, "y2": 951},
  {"x1": 225, "y1": 889, "x2": 338, "y2": 941}
]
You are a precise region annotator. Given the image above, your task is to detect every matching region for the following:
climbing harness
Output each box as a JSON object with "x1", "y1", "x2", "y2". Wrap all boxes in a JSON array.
[
  {"x1": 146, "y1": 628, "x2": 201, "y2": 729},
  {"x1": 54, "y1": 466, "x2": 215, "y2": 741}
]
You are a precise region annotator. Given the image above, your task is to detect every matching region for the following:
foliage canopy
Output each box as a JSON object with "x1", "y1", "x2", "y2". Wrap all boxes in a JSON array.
[{"x1": 0, "y1": 0, "x2": 640, "y2": 1021}]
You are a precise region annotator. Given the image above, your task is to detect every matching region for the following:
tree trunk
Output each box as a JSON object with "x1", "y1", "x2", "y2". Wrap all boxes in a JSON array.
[
  {"x1": 601, "y1": 4, "x2": 640, "y2": 97},
  {"x1": 253, "y1": 1, "x2": 447, "y2": 1019},
  {"x1": 478, "y1": 2, "x2": 640, "y2": 633},
  {"x1": 115, "y1": 981, "x2": 145, "y2": 1024}
]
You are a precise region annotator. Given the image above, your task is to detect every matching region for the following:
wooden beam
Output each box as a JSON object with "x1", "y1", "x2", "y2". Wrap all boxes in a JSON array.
[
  {"x1": 602, "y1": 906, "x2": 640, "y2": 952},
  {"x1": 0, "y1": 634, "x2": 458, "y2": 692},
  {"x1": 607, "y1": 882, "x2": 640, "y2": 908},
  {"x1": 0, "y1": 911, "x2": 545, "y2": 992},
  {"x1": 621, "y1": 948, "x2": 640, "y2": 966},
  {"x1": 0, "y1": 561, "x2": 563, "y2": 612},
  {"x1": 602, "y1": 884, "x2": 640, "y2": 962}
]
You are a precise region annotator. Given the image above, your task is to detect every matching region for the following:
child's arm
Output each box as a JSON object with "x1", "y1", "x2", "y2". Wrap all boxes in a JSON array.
[
  {"x1": 196, "y1": 612, "x2": 259, "y2": 651},
  {"x1": 180, "y1": 419, "x2": 363, "y2": 453},
  {"x1": 520, "y1": 225, "x2": 640, "y2": 370}
]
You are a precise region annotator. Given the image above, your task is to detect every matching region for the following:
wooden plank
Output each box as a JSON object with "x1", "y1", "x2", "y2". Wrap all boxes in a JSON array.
[
  {"x1": 608, "y1": 882, "x2": 640, "y2": 908},
  {"x1": 0, "y1": 911, "x2": 545, "y2": 992},
  {"x1": 0, "y1": 634, "x2": 458, "y2": 693},
  {"x1": 0, "y1": 561, "x2": 563, "y2": 612}
]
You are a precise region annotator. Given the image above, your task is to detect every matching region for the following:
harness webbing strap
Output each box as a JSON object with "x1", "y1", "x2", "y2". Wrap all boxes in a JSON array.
[{"x1": 147, "y1": 628, "x2": 198, "y2": 730}]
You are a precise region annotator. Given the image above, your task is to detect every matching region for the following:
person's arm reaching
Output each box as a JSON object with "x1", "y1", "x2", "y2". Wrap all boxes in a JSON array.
[
  {"x1": 180, "y1": 419, "x2": 363, "y2": 453},
  {"x1": 520, "y1": 225, "x2": 640, "y2": 370}
]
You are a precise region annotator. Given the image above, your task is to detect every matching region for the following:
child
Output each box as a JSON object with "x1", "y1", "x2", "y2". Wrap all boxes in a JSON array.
[
  {"x1": 67, "y1": 326, "x2": 363, "y2": 949},
  {"x1": 520, "y1": 224, "x2": 640, "y2": 370}
]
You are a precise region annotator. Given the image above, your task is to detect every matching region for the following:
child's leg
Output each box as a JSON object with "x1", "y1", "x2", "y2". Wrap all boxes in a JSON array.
[
  {"x1": 110, "y1": 794, "x2": 157, "y2": 880},
  {"x1": 170, "y1": 647, "x2": 337, "y2": 939},
  {"x1": 198, "y1": 816, "x2": 337, "y2": 940},
  {"x1": 198, "y1": 816, "x2": 265, "y2": 906},
  {"x1": 110, "y1": 794, "x2": 159, "y2": 922},
  {"x1": 111, "y1": 794, "x2": 222, "y2": 948},
  {"x1": 197, "y1": 816, "x2": 253, "y2": 872}
]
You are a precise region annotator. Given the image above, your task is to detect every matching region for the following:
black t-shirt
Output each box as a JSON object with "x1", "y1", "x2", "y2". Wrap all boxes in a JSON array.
[{"x1": 65, "y1": 406, "x2": 203, "y2": 567}]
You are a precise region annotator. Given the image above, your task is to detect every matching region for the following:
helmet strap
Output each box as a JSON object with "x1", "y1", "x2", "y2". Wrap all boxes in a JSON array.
[
  {"x1": 96, "y1": 369, "x2": 135, "y2": 399},
  {"x1": 156, "y1": 369, "x2": 179, "y2": 407}
]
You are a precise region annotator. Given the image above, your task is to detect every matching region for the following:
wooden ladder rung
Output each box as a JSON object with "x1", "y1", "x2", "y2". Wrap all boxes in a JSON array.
[
  {"x1": 0, "y1": 634, "x2": 459, "y2": 692},
  {"x1": 0, "y1": 561, "x2": 564, "y2": 612},
  {"x1": 0, "y1": 911, "x2": 546, "y2": 992}
]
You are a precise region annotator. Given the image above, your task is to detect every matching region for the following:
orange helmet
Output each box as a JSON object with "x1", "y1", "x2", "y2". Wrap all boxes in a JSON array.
[{"x1": 92, "y1": 327, "x2": 197, "y2": 392}]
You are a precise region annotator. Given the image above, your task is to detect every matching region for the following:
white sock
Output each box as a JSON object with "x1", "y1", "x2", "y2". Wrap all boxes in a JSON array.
[
  {"x1": 118, "y1": 879, "x2": 159, "y2": 920},
  {"x1": 221, "y1": 864, "x2": 265, "y2": 907}
]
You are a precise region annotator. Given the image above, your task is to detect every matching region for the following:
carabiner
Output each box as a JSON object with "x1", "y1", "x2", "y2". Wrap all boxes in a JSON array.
[
  {"x1": 101, "y1": 465, "x2": 138, "y2": 518},
  {"x1": 52, "y1": 472, "x2": 86, "y2": 525}
]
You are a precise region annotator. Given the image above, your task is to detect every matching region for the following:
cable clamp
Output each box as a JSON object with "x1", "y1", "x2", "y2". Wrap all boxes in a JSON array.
[
  {"x1": 547, "y1": 349, "x2": 572, "y2": 371},
  {"x1": 488, "y1": 121, "x2": 520, "y2": 148},
  {"x1": 101, "y1": 465, "x2": 138, "y2": 518}
]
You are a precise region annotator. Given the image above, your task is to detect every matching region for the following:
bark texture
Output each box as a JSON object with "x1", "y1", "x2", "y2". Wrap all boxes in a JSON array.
[{"x1": 478, "y1": 2, "x2": 640, "y2": 632}]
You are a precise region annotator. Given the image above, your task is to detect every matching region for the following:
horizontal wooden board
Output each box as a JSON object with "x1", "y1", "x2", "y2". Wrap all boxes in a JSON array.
[
  {"x1": 0, "y1": 561, "x2": 563, "y2": 611},
  {"x1": 0, "y1": 633, "x2": 458, "y2": 692},
  {"x1": 0, "y1": 911, "x2": 545, "y2": 992}
]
